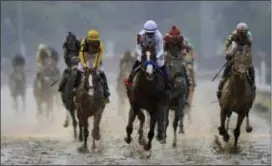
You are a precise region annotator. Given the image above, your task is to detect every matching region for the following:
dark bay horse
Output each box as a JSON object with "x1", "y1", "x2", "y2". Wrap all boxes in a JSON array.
[
  {"x1": 8, "y1": 67, "x2": 26, "y2": 112},
  {"x1": 60, "y1": 56, "x2": 80, "y2": 139},
  {"x1": 75, "y1": 69, "x2": 105, "y2": 153},
  {"x1": 165, "y1": 54, "x2": 189, "y2": 148},
  {"x1": 33, "y1": 65, "x2": 57, "y2": 119},
  {"x1": 124, "y1": 49, "x2": 172, "y2": 151},
  {"x1": 218, "y1": 46, "x2": 255, "y2": 148}
]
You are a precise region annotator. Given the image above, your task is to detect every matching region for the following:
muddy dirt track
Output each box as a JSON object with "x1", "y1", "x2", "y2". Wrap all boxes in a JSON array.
[{"x1": 1, "y1": 80, "x2": 271, "y2": 165}]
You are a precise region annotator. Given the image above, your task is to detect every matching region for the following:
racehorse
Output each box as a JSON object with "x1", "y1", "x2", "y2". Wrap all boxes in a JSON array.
[
  {"x1": 60, "y1": 56, "x2": 80, "y2": 139},
  {"x1": 124, "y1": 49, "x2": 172, "y2": 151},
  {"x1": 218, "y1": 45, "x2": 255, "y2": 148},
  {"x1": 116, "y1": 51, "x2": 135, "y2": 116},
  {"x1": 75, "y1": 69, "x2": 105, "y2": 153},
  {"x1": 8, "y1": 67, "x2": 26, "y2": 112},
  {"x1": 33, "y1": 65, "x2": 57, "y2": 119},
  {"x1": 165, "y1": 53, "x2": 189, "y2": 148}
]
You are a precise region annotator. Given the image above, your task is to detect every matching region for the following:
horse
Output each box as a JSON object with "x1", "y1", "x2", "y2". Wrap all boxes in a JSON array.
[
  {"x1": 116, "y1": 51, "x2": 135, "y2": 116},
  {"x1": 165, "y1": 54, "x2": 189, "y2": 148},
  {"x1": 218, "y1": 45, "x2": 256, "y2": 148},
  {"x1": 75, "y1": 68, "x2": 105, "y2": 153},
  {"x1": 8, "y1": 67, "x2": 26, "y2": 112},
  {"x1": 33, "y1": 65, "x2": 57, "y2": 119},
  {"x1": 60, "y1": 31, "x2": 81, "y2": 128},
  {"x1": 60, "y1": 56, "x2": 80, "y2": 139},
  {"x1": 124, "y1": 49, "x2": 172, "y2": 151}
]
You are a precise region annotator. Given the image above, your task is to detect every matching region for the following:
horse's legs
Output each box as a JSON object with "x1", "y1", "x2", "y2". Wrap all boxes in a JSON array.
[
  {"x1": 234, "y1": 113, "x2": 246, "y2": 147},
  {"x1": 218, "y1": 108, "x2": 230, "y2": 142},
  {"x1": 22, "y1": 94, "x2": 26, "y2": 112},
  {"x1": 178, "y1": 96, "x2": 186, "y2": 134},
  {"x1": 81, "y1": 116, "x2": 89, "y2": 152},
  {"x1": 63, "y1": 111, "x2": 70, "y2": 128},
  {"x1": 136, "y1": 109, "x2": 146, "y2": 146},
  {"x1": 172, "y1": 109, "x2": 180, "y2": 148},
  {"x1": 70, "y1": 108, "x2": 78, "y2": 139},
  {"x1": 144, "y1": 112, "x2": 157, "y2": 151},
  {"x1": 156, "y1": 106, "x2": 169, "y2": 144},
  {"x1": 245, "y1": 111, "x2": 253, "y2": 133},
  {"x1": 77, "y1": 109, "x2": 83, "y2": 142},
  {"x1": 92, "y1": 109, "x2": 103, "y2": 149},
  {"x1": 36, "y1": 101, "x2": 42, "y2": 119},
  {"x1": 124, "y1": 106, "x2": 137, "y2": 144}
]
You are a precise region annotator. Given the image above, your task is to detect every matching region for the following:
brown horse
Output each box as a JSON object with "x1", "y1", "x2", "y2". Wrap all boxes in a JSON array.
[
  {"x1": 116, "y1": 51, "x2": 135, "y2": 116},
  {"x1": 75, "y1": 69, "x2": 105, "y2": 153},
  {"x1": 124, "y1": 49, "x2": 172, "y2": 151},
  {"x1": 218, "y1": 46, "x2": 255, "y2": 148}
]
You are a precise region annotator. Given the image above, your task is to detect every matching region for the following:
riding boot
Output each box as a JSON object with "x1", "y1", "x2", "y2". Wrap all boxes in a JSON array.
[
  {"x1": 248, "y1": 66, "x2": 256, "y2": 90},
  {"x1": 99, "y1": 72, "x2": 110, "y2": 103},
  {"x1": 58, "y1": 68, "x2": 69, "y2": 92},
  {"x1": 124, "y1": 60, "x2": 141, "y2": 86},
  {"x1": 159, "y1": 65, "x2": 173, "y2": 90},
  {"x1": 73, "y1": 69, "x2": 82, "y2": 95},
  {"x1": 216, "y1": 63, "x2": 231, "y2": 99}
]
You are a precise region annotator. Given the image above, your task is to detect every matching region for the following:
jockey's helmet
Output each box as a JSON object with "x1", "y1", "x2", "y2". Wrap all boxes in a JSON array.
[
  {"x1": 236, "y1": 22, "x2": 249, "y2": 35},
  {"x1": 87, "y1": 29, "x2": 100, "y2": 41}
]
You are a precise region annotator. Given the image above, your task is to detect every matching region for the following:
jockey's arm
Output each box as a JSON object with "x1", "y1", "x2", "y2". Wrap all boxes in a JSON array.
[
  {"x1": 92, "y1": 42, "x2": 104, "y2": 69},
  {"x1": 223, "y1": 32, "x2": 235, "y2": 54},
  {"x1": 79, "y1": 39, "x2": 88, "y2": 68},
  {"x1": 155, "y1": 31, "x2": 164, "y2": 59}
]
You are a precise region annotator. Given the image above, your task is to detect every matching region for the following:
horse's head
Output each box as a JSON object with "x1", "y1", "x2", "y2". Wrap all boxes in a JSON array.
[
  {"x1": 65, "y1": 32, "x2": 79, "y2": 53},
  {"x1": 166, "y1": 55, "x2": 187, "y2": 87},
  {"x1": 39, "y1": 67, "x2": 55, "y2": 87},
  {"x1": 232, "y1": 46, "x2": 252, "y2": 76},
  {"x1": 141, "y1": 50, "x2": 157, "y2": 81},
  {"x1": 80, "y1": 69, "x2": 103, "y2": 97}
]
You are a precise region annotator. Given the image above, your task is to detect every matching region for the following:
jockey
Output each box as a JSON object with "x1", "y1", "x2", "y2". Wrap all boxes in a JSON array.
[
  {"x1": 58, "y1": 32, "x2": 81, "y2": 92},
  {"x1": 163, "y1": 25, "x2": 192, "y2": 57},
  {"x1": 12, "y1": 52, "x2": 25, "y2": 70},
  {"x1": 217, "y1": 22, "x2": 255, "y2": 99},
  {"x1": 73, "y1": 29, "x2": 110, "y2": 102},
  {"x1": 36, "y1": 43, "x2": 52, "y2": 78},
  {"x1": 124, "y1": 20, "x2": 170, "y2": 88},
  {"x1": 163, "y1": 25, "x2": 193, "y2": 86}
]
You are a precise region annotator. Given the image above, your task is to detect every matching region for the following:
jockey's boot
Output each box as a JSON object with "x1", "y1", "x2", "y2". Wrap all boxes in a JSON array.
[
  {"x1": 248, "y1": 66, "x2": 256, "y2": 90},
  {"x1": 160, "y1": 65, "x2": 174, "y2": 91},
  {"x1": 216, "y1": 63, "x2": 231, "y2": 99},
  {"x1": 124, "y1": 60, "x2": 141, "y2": 87},
  {"x1": 99, "y1": 72, "x2": 110, "y2": 104},
  {"x1": 72, "y1": 70, "x2": 82, "y2": 96},
  {"x1": 58, "y1": 69, "x2": 69, "y2": 92}
]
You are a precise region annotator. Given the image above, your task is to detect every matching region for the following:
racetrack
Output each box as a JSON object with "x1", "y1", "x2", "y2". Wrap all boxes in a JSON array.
[{"x1": 1, "y1": 80, "x2": 271, "y2": 165}]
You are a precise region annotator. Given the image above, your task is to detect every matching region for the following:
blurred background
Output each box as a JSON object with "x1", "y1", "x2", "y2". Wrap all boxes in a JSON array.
[{"x1": 1, "y1": 1, "x2": 271, "y2": 108}]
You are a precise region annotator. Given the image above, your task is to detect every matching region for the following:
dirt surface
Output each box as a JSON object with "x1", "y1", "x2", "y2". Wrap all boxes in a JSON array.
[{"x1": 1, "y1": 80, "x2": 271, "y2": 165}]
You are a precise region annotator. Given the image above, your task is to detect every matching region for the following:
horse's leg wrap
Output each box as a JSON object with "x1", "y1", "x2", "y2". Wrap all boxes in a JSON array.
[
  {"x1": 99, "y1": 72, "x2": 110, "y2": 97},
  {"x1": 248, "y1": 66, "x2": 256, "y2": 89}
]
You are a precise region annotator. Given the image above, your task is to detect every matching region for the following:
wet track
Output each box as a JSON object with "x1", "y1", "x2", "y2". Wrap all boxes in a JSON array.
[{"x1": 1, "y1": 80, "x2": 271, "y2": 165}]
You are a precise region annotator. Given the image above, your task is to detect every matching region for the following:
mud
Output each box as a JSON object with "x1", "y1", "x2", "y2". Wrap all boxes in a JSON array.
[{"x1": 1, "y1": 81, "x2": 271, "y2": 165}]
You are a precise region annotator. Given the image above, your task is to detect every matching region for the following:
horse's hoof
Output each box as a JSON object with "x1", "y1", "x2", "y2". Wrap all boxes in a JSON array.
[
  {"x1": 124, "y1": 137, "x2": 132, "y2": 144},
  {"x1": 172, "y1": 142, "x2": 177, "y2": 148},
  {"x1": 179, "y1": 128, "x2": 185, "y2": 134},
  {"x1": 63, "y1": 122, "x2": 69, "y2": 128},
  {"x1": 246, "y1": 126, "x2": 253, "y2": 133},
  {"x1": 92, "y1": 129, "x2": 101, "y2": 141},
  {"x1": 138, "y1": 138, "x2": 146, "y2": 146},
  {"x1": 160, "y1": 138, "x2": 167, "y2": 144},
  {"x1": 78, "y1": 136, "x2": 83, "y2": 142},
  {"x1": 77, "y1": 146, "x2": 89, "y2": 153},
  {"x1": 223, "y1": 134, "x2": 230, "y2": 142},
  {"x1": 144, "y1": 144, "x2": 151, "y2": 151},
  {"x1": 92, "y1": 144, "x2": 96, "y2": 150},
  {"x1": 218, "y1": 126, "x2": 225, "y2": 136},
  {"x1": 156, "y1": 134, "x2": 162, "y2": 142}
]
